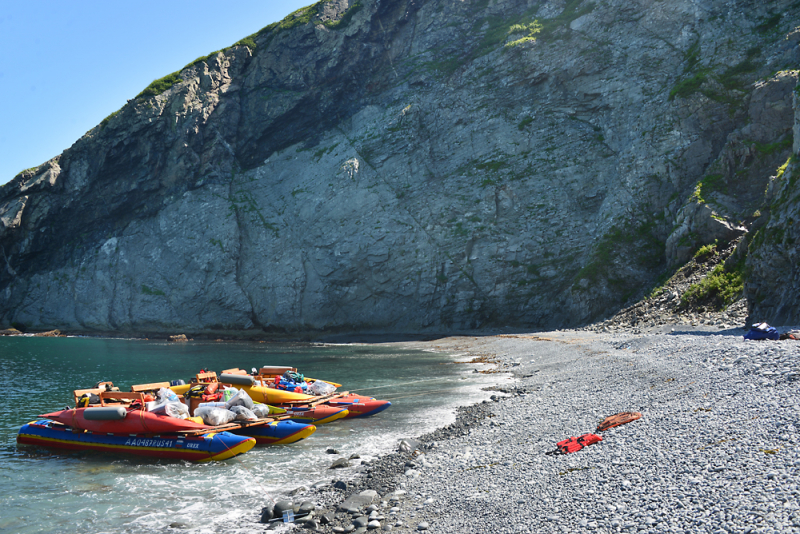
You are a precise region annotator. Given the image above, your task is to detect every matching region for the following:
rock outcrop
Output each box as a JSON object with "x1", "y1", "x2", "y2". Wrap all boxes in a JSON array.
[
  {"x1": 745, "y1": 148, "x2": 800, "y2": 324},
  {"x1": 0, "y1": 0, "x2": 798, "y2": 335}
]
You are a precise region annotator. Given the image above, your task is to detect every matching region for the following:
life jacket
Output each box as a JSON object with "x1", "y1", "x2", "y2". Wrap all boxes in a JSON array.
[
  {"x1": 275, "y1": 379, "x2": 308, "y2": 392},
  {"x1": 596, "y1": 411, "x2": 641, "y2": 432},
  {"x1": 555, "y1": 433, "x2": 603, "y2": 454},
  {"x1": 282, "y1": 371, "x2": 305, "y2": 383},
  {"x1": 184, "y1": 384, "x2": 207, "y2": 399},
  {"x1": 77, "y1": 393, "x2": 101, "y2": 407}
]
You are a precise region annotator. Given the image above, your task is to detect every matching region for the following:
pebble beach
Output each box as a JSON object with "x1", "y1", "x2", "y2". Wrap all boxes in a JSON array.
[{"x1": 263, "y1": 325, "x2": 800, "y2": 533}]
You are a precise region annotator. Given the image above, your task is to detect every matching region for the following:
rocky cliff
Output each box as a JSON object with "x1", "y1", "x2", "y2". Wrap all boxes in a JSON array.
[{"x1": 1, "y1": 0, "x2": 798, "y2": 336}]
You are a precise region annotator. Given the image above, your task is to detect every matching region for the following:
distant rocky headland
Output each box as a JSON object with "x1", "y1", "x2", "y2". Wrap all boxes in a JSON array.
[{"x1": 1, "y1": 0, "x2": 798, "y2": 337}]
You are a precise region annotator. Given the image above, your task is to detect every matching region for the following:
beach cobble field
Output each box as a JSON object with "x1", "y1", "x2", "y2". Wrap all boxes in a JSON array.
[{"x1": 262, "y1": 326, "x2": 800, "y2": 533}]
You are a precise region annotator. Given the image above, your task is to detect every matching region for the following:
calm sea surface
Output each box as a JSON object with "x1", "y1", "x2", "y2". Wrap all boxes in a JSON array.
[{"x1": 0, "y1": 336, "x2": 499, "y2": 533}]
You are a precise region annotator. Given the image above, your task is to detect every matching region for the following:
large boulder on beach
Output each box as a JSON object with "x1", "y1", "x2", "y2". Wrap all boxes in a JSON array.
[
  {"x1": 338, "y1": 490, "x2": 379, "y2": 512},
  {"x1": 398, "y1": 439, "x2": 419, "y2": 453},
  {"x1": 297, "y1": 501, "x2": 315, "y2": 516},
  {"x1": 272, "y1": 500, "x2": 294, "y2": 516},
  {"x1": 329, "y1": 458, "x2": 350, "y2": 469},
  {"x1": 259, "y1": 503, "x2": 274, "y2": 523}
]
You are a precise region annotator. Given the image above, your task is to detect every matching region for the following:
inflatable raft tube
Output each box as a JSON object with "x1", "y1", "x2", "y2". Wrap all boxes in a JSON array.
[
  {"x1": 218, "y1": 373, "x2": 255, "y2": 386},
  {"x1": 284, "y1": 405, "x2": 349, "y2": 425},
  {"x1": 326, "y1": 395, "x2": 392, "y2": 418},
  {"x1": 243, "y1": 384, "x2": 316, "y2": 404},
  {"x1": 41, "y1": 407, "x2": 210, "y2": 435},
  {"x1": 17, "y1": 420, "x2": 255, "y2": 462},
  {"x1": 233, "y1": 420, "x2": 316, "y2": 445}
]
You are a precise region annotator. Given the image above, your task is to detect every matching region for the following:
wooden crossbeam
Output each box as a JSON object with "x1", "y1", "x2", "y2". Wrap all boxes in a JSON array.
[
  {"x1": 130, "y1": 382, "x2": 171, "y2": 393},
  {"x1": 282, "y1": 392, "x2": 348, "y2": 407},
  {"x1": 99, "y1": 391, "x2": 146, "y2": 406},
  {"x1": 221, "y1": 368, "x2": 248, "y2": 376},
  {"x1": 257, "y1": 366, "x2": 296, "y2": 376},
  {"x1": 174, "y1": 414, "x2": 291, "y2": 436}
]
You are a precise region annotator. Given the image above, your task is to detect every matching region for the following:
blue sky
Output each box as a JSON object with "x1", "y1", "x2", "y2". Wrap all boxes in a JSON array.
[{"x1": 0, "y1": 0, "x2": 312, "y2": 185}]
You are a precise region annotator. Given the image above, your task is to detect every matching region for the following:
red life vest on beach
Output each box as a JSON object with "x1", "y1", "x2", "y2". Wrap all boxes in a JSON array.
[
  {"x1": 596, "y1": 412, "x2": 641, "y2": 432},
  {"x1": 556, "y1": 433, "x2": 603, "y2": 454}
]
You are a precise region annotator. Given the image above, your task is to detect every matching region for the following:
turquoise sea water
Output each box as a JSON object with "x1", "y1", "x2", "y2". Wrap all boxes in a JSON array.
[{"x1": 0, "y1": 336, "x2": 498, "y2": 533}]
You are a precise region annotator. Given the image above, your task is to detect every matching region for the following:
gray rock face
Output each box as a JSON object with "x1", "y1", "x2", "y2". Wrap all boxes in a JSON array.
[
  {"x1": 745, "y1": 163, "x2": 800, "y2": 324},
  {"x1": 743, "y1": 68, "x2": 800, "y2": 324},
  {"x1": 0, "y1": 0, "x2": 799, "y2": 334},
  {"x1": 664, "y1": 70, "x2": 797, "y2": 267}
]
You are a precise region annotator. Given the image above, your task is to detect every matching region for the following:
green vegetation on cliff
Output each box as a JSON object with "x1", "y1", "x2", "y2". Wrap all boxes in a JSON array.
[
  {"x1": 100, "y1": 110, "x2": 120, "y2": 129},
  {"x1": 136, "y1": 73, "x2": 184, "y2": 100},
  {"x1": 690, "y1": 174, "x2": 727, "y2": 204},
  {"x1": 681, "y1": 259, "x2": 745, "y2": 309},
  {"x1": 141, "y1": 284, "x2": 166, "y2": 297},
  {"x1": 574, "y1": 216, "x2": 665, "y2": 296},
  {"x1": 132, "y1": 1, "x2": 362, "y2": 102},
  {"x1": 427, "y1": 0, "x2": 595, "y2": 77},
  {"x1": 669, "y1": 42, "x2": 763, "y2": 102},
  {"x1": 258, "y1": 0, "x2": 362, "y2": 39},
  {"x1": 505, "y1": 20, "x2": 542, "y2": 49}
]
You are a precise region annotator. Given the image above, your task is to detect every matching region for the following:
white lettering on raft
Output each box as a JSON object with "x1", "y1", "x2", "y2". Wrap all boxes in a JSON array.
[{"x1": 123, "y1": 438, "x2": 175, "y2": 447}]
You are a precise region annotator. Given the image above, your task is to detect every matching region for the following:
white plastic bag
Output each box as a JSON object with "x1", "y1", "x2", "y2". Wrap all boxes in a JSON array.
[
  {"x1": 163, "y1": 402, "x2": 190, "y2": 419},
  {"x1": 147, "y1": 401, "x2": 189, "y2": 419},
  {"x1": 252, "y1": 404, "x2": 271, "y2": 418},
  {"x1": 195, "y1": 406, "x2": 236, "y2": 426},
  {"x1": 230, "y1": 405, "x2": 258, "y2": 421},
  {"x1": 157, "y1": 387, "x2": 180, "y2": 403},
  {"x1": 225, "y1": 388, "x2": 255, "y2": 410},
  {"x1": 197, "y1": 401, "x2": 227, "y2": 408},
  {"x1": 309, "y1": 380, "x2": 336, "y2": 396}
]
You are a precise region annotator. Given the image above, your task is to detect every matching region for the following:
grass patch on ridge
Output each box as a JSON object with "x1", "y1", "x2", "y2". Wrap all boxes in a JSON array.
[{"x1": 136, "y1": 73, "x2": 184, "y2": 99}]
